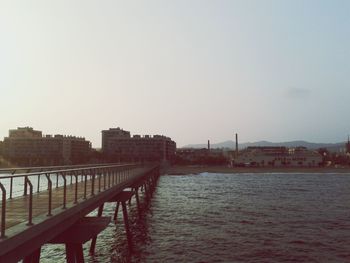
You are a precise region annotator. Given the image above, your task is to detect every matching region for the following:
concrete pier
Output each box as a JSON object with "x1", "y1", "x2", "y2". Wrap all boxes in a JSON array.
[{"x1": 0, "y1": 164, "x2": 160, "y2": 262}]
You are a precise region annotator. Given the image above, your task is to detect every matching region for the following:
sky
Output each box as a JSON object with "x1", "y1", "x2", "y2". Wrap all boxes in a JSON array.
[{"x1": 0, "y1": 0, "x2": 349, "y2": 148}]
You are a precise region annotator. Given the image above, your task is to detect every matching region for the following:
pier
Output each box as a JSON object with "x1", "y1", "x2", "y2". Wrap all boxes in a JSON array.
[{"x1": 0, "y1": 163, "x2": 160, "y2": 262}]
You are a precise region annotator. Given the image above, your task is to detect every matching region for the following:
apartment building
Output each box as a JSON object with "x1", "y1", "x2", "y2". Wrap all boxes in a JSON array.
[
  {"x1": 2, "y1": 127, "x2": 91, "y2": 166},
  {"x1": 102, "y1": 127, "x2": 176, "y2": 162}
]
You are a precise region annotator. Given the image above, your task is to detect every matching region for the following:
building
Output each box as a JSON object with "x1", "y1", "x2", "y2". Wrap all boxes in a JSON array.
[
  {"x1": 175, "y1": 148, "x2": 228, "y2": 165},
  {"x1": 2, "y1": 127, "x2": 91, "y2": 166},
  {"x1": 102, "y1": 127, "x2": 176, "y2": 162},
  {"x1": 9, "y1": 127, "x2": 42, "y2": 138},
  {"x1": 234, "y1": 146, "x2": 322, "y2": 167},
  {"x1": 176, "y1": 148, "x2": 210, "y2": 163},
  {"x1": 175, "y1": 140, "x2": 230, "y2": 165}
]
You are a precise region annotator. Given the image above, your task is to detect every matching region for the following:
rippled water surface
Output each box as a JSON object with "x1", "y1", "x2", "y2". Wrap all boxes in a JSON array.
[{"x1": 41, "y1": 173, "x2": 350, "y2": 262}]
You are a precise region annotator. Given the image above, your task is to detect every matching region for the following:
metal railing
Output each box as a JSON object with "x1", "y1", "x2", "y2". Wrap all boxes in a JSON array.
[
  {"x1": 0, "y1": 163, "x2": 122, "y2": 175},
  {"x1": 0, "y1": 163, "x2": 143, "y2": 238}
]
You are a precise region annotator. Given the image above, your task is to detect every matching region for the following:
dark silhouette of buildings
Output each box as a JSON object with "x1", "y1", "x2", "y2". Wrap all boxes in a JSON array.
[
  {"x1": 102, "y1": 127, "x2": 176, "y2": 162},
  {"x1": 175, "y1": 148, "x2": 228, "y2": 165},
  {"x1": 2, "y1": 127, "x2": 91, "y2": 166}
]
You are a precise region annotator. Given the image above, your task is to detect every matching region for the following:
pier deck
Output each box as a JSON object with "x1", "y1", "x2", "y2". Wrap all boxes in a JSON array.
[{"x1": 0, "y1": 164, "x2": 158, "y2": 262}]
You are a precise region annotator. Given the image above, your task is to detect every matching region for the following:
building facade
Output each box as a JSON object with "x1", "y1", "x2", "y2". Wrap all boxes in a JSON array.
[
  {"x1": 175, "y1": 148, "x2": 228, "y2": 165},
  {"x1": 234, "y1": 146, "x2": 322, "y2": 167},
  {"x1": 102, "y1": 127, "x2": 176, "y2": 162},
  {"x1": 2, "y1": 127, "x2": 91, "y2": 166}
]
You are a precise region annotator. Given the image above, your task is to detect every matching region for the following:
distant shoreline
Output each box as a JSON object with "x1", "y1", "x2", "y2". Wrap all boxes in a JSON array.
[{"x1": 165, "y1": 165, "x2": 350, "y2": 175}]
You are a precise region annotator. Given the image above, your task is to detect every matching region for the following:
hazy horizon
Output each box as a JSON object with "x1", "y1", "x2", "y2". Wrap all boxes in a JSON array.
[
  {"x1": 0, "y1": 126, "x2": 347, "y2": 149},
  {"x1": 1, "y1": 1, "x2": 349, "y2": 148}
]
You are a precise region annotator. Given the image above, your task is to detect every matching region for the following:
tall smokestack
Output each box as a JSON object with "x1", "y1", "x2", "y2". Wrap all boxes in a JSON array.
[
  {"x1": 208, "y1": 140, "x2": 210, "y2": 151},
  {"x1": 235, "y1": 133, "x2": 238, "y2": 155}
]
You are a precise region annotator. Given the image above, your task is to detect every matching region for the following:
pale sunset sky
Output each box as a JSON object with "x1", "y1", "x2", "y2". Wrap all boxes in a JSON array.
[{"x1": 0, "y1": 1, "x2": 349, "y2": 147}]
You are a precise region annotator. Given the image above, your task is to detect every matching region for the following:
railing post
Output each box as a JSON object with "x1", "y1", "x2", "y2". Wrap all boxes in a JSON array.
[
  {"x1": 0, "y1": 182, "x2": 6, "y2": 238},
  {"x1": 24, "y1": 176, "x2": 28, "y2": 196},
  {"x1": 46, "y1": 174, "x2": 52, "y2": 216},
  {"x1": 62, "y1": 173, "x2": 67, "y2": 209},
  {"x1": 25, "y1": 177, "x2": 33, "y2": 226},
  {"x1": 37, "y1": 174, "x2": 41, "y2": 193},
  {"x1": 84, "y1": 172, "x2": 87, "y2": 200},
  {"x1": 107, "y1": 169, "x2": 111, "y2": 188},
  {"x1": 91, "y1": 170, "x2": 95, "y2": 196},
  {"x1": 103, "y1": 171, "x2": 106, "y2": 190},
  {"x1": 98, "y1": 172, "x2": 101, "y2": 193},
  {"x1": 74, "y1": 171, "x2": 78, "y2": 204},
  {"x1": 110, "y1": 169, "x2": 113, "y2": 185},
  {"x1": 56, "y1": 173, "x2": 59, "y2": 188},
  {"x1": 112, "y1": 170, "x2": 114, "y2": 185},
  {"x1": 9, "y1": 177, "x2": 13, "y2": 199}
]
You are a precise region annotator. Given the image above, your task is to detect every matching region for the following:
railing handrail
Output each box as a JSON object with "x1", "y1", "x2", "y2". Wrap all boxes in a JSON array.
[
  {"x1": 0, "y1": 163, "x2": 122, "y2": 174},
  {"x1": 0, "y1": 163, "x2": 139, "y2": 180}
]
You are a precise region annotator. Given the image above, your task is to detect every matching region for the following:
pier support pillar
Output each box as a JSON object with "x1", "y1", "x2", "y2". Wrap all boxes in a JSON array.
[
  {"x1": 65, "y1": 243, "x2": 84, "y2": 263},
  {"x1": 89, "y1": 204, "x2": 104, "y2": 255},
  {"x1": 107, "y1": 191, "x2": 135, "y2": 251},
  {"x1": 121, "y1": 201, "x2": 133, "y2": 251},
  {"x1": 23, "y1": 248, "x2": 41, "y2": 263},
  {"x1": 49, "y1": 217, "x2": 110, "y2": 263}
]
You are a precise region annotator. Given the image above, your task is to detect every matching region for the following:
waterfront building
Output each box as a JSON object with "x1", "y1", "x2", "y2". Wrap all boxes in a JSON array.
[
  {"x1": 102, "y1": 127, "x2": 176, "y2": 162},
  {"x1": 175, "y1": 148, "x2": 228, "y2": 165},
  {"x1": 176, "y1": 148, "x2": 209, "y2": 163},
  {"x1": 2, "y1": 127, "x2": 91, "y2": 166},
  {"x1": 234, "y1": 146, "x2": 322, "y2": 167}
]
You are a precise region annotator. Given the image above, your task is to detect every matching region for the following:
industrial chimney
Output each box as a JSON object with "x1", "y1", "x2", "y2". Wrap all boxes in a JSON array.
[
  {"x1": 208, "y1": 140, "x2": 210, "y2": 151},
  {"x1": 235, "y1": 133, "x2": 238, "y2": 156}
]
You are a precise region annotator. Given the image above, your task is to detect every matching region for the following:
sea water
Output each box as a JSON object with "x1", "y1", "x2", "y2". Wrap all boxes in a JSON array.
[{"x1": 8, "y1": 173, "x2": 350, "y2": 262}]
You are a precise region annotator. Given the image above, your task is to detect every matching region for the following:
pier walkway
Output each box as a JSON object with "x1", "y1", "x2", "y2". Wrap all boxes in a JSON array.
[{"x1": 0, "y1": 163, "x2": 159, "y2": 262}]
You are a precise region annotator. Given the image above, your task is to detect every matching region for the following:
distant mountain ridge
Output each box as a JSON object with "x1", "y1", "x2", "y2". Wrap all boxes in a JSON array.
[{"x1": 182, "y1": 140, "x2": 346, "y2": 151}]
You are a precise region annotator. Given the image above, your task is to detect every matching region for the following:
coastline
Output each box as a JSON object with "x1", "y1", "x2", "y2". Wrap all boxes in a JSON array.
[{"x1": 165, "y1": 165, "x2": 350, "y2": 175}]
